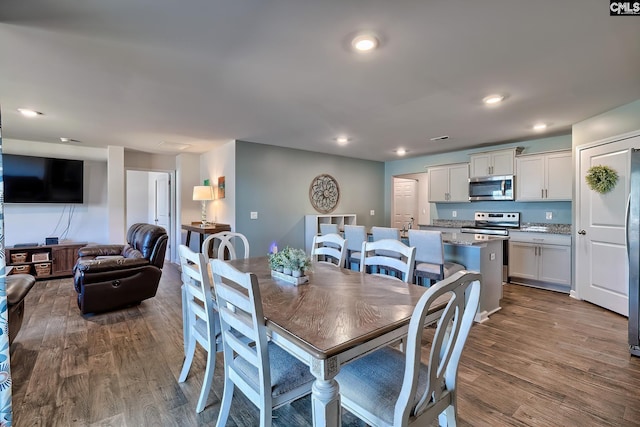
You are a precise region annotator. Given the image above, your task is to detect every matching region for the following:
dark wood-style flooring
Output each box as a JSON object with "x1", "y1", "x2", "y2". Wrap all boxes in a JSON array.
[{"x1": 10, "y1": 264, "x2": 640, "y2": 426}]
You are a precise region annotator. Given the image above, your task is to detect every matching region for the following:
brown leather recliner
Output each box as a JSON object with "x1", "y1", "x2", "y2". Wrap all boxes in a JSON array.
[
  {"x1": 6, "y1": 273, "x2": 36, "y2": 345},
  {"x1": 73, "y1": 223, "x2": 168, "y2": 314}
]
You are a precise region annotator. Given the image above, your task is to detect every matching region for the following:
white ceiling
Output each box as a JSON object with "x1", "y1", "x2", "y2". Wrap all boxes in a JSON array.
[{"x1": 1, "y1": 1, "x2": 639, "y2": 161}]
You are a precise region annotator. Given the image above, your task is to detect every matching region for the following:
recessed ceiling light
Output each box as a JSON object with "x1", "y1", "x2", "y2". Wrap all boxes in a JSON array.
[
  {"x1": 395, "y1": 148, "x2": 407, "y2": 156},
  {"x1": 533, "y1": 123, "x2": 548, "y2": 131},
  {"x1": 482, "y1": 94, "x2": 505, "y2": 105},
  {"x1": 351, "y1": 34, "x2": 379, "y2": 52},
  {"x1": 336, "y1": 136, "x2": 350, "y2": 145},
  {"x1": 17, "y1": 108, "x2": 43, "y2": 117}
]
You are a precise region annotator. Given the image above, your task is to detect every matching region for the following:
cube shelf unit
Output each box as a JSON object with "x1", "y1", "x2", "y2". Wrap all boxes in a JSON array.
[
  {"x1": 304, "y1": 214, "x2": 357, "y2": 253},
  {"x1": 6, "y1": 242, "x2": 86, "y2": 280}
]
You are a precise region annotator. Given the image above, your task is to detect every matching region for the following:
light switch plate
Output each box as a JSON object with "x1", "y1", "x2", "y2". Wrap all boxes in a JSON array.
[
  {"x1": 370, "y1": 210, "x2": 375, "y2": 216},
  {"x1": 250, "y1": 211, "x2": 258, "y2": 220},
  {"x1": 452, "y1": 211, "x2": 457, "y2": 218}
]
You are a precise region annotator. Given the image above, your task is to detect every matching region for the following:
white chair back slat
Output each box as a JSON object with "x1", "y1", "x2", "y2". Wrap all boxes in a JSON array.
[
  {"x1": 360, "y1": 239, "x2": 415, "y2": 283},
  {"x1": 202, "y1": 231, "x2": 250, "y2": 261},
  {"x1": 311, "y1": 233, "x2": 347, "y2": 267}
]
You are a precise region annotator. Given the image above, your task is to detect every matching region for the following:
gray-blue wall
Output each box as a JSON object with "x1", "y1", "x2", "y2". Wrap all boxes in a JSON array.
[
  {"x1": 236, "y1": 141, "x2": 385, "y2": 255},
  {"x1": 384, "y1": 134, "x2": 573, "y2": 224}
]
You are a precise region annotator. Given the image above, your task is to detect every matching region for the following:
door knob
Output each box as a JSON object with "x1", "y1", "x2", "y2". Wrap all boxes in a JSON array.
[{"x1": 578, "y1": 229, "x2": 587, "y2": 235}]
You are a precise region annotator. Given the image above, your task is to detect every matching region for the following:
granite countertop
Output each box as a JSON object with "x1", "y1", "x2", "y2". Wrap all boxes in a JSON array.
[
  {"x1": 442, "y1": 232, "x2": 507, "y2": 246},
  {"x1": 517, "y1": 223, "x2": 572, "y2": 235},
  {"x1": 426, "y1": 219, "x2": 572, "y2": 235}
]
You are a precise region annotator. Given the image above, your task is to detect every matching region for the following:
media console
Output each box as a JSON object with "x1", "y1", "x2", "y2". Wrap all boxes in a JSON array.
[{"x1": 6, "y1": 242, "x2": 87, "y2": 280}]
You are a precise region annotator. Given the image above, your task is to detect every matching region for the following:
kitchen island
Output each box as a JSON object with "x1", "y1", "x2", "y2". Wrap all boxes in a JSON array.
[{"x1": 441, "y1": 232, "x2": 505, "y2": 323}]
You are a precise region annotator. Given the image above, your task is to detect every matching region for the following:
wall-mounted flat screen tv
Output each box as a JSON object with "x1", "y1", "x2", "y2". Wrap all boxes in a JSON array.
[{"x1": 3, "y1": 154, "x2": 84, "y2": 203}]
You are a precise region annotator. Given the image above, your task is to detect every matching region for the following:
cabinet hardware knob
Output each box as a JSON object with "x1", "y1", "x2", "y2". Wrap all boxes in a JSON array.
[{"x1": 578, "y1": 229, "x2": 587, "y2": 235}]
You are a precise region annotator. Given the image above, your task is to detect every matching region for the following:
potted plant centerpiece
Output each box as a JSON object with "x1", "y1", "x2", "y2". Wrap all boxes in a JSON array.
[{"x1": 268, "y1": 246, "x2": 311, "y2": 285}]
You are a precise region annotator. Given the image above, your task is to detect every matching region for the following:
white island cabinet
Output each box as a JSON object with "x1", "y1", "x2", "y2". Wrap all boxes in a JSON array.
[
  {"x1": 508, "y1": 231, "x2": 571, "y2": 292},
  {"x1": 441, "y1": 232, "x2": 505, "y2": 323},
  {"x1": 428, "y1": 163, "x2": 469, "y2": 202}
]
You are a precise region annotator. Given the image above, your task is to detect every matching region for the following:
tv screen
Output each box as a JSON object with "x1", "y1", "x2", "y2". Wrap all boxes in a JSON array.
[{"x1": 3, "y1": 154, "x2": 84, "y2": 204}]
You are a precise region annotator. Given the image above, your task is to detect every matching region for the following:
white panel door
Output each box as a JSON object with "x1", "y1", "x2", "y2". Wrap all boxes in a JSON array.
[
  {"x1": 577, "y1": 136, "x2": 639, "y2": 315},
  {"x1": 155, "y1": 174, "x2": 171, "y2": 261},
  {"x1": 393, "y1": 178, "x2": 418, "y2": 230}
]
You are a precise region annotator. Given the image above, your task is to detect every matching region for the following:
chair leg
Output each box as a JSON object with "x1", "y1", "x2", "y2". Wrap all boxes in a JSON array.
[
  {"x1": 182, "y1": 285, "x2": 189, "y2": 355},
  {"x1": 179, "y1": 333, "x2": 196, "y2": 382},
  {"x1": 195, "y1": 349, "x2": 216, "y2": 413},
  {"x1": 438, "y1": 404, "x2": 457, "y2": 426},
  {"x1": 215, "y1": 377, "x2": 234, "y2": 427}
]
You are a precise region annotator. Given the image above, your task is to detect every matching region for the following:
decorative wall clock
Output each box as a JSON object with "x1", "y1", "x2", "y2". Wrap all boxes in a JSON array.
[{"x1": 309, "y1": 174, "x2": 340, "y2": 213}]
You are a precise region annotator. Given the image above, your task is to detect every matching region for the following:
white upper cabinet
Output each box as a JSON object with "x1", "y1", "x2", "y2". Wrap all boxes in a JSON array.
[
  {"x1": 428, "y1": 163, "x2": 469, "y2": 203},
  {"x1": 516, "y1": 150, "x2": 572, "y2": 201},
  {"x1": 469, "y1": 148, "x2": 522, "y2": 178}
]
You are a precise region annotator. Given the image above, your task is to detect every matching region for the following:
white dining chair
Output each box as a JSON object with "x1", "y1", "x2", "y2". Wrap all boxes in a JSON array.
[
  {"x1": 202, "y1": 231, "x2": 250, "y2": 261},
  {"x1": 311, "y1": 233, "x2": 347, "y2": 267},
  {"x1": 344, "y1": 224, "x2": 367, "y2": 270},
  {"x1": 371, "y1": 226, "x2": 401, "y2": 258},
  {"x1": 210, "y1": 259, "x2": 314, "y2": 427},
  {"x1": 360, "y1": 239, "x2": 416, "y2": 283},
  {"x1": 408, "y1": 229, "x2": 465, "y2": 287},
  {"x1": 178, "y1": 244, "x2": 221, "y2": 413},
  {"x1": 336, "y1": 270, "x2": 481, "y2": 427}
]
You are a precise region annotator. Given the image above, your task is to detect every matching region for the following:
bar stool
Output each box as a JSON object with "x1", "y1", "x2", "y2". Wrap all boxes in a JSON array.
[{"x1": 408, "y1": 229, "x2": 465, "y2": 286}]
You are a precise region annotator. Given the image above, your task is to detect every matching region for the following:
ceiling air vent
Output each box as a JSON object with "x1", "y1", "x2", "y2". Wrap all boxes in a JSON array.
[{"x1": 429, "y1": 135, "x2": 449, "y2": 141}]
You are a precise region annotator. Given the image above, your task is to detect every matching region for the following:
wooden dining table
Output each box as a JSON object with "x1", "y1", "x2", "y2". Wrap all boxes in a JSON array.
[{"x1": 226, "y1": 256, "x2": 448, "y2": 427}]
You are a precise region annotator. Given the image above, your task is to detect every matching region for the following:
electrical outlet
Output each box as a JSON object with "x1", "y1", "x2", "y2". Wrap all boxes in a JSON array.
[
  {"x1": 546, "y1": 211, "x2": 553, "y2": 220},
  {"x1": 250, "y1": 211, "x2": 258, "y2": 220},
  {"x1": 452, "y1": 211, "x2": 457, "y2": 218},
  {"x1": 490, "y1": 253, "x2": 496, "y2": 261},
  {"x1": 370, "y1": 210, "x2": 375, "y2": 216}
]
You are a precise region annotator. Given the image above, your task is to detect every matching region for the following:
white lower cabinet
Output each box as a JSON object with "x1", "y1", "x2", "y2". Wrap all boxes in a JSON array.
[{"x1": 508, "y1": 232, "x2": 571, "y2": 292}]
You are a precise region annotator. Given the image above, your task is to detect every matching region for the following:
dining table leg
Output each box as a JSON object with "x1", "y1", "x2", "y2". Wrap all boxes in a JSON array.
[{"x1": 310, "y1": 358, "x2": 341, "y2": 427}]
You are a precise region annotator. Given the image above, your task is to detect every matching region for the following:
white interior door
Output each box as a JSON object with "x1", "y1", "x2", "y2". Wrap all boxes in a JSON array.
[
  {"x1": 576, "y1": 135, "x2": 640, "y2": 315},
  {"x1": 393, "y1": 178, "x2": 418, "y2": 230},
  {"x1": 154, "y1": 174, "x2": 171, "y2": 261}
]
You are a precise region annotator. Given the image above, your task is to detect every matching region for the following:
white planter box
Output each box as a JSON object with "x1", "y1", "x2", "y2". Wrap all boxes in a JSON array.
[{"x1": 271, "y1": 270, "x2": 309, "y2": 285}]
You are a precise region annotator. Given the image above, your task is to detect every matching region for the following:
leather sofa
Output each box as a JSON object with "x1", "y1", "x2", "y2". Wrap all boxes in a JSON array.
[
  {"x1": 6, "y1": 273, "x2": 36, "y2": 345},
  {"x1": 73, "y1": 223, "x2": 168, "y2": 314}
]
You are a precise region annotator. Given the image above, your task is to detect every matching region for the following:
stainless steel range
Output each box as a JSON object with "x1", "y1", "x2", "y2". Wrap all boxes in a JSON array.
[{"x1": 460, "y1": 212, "x2": 520, "y2": 236}]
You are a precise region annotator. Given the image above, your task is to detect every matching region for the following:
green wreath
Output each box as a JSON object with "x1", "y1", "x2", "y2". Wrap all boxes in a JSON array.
[{"x1": 585, "y1": 165, "x2": 618, "y2": 194}]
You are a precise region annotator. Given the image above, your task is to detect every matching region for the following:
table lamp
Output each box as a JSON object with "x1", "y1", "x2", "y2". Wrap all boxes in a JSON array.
[{"x1": 193, "y1": 185, "x2": 215, "y2": 226}]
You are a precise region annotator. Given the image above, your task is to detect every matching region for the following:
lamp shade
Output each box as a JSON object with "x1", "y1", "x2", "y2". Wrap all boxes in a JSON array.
[{"x1": 193, "y1": 185, "x2": 214, "y2": 201}]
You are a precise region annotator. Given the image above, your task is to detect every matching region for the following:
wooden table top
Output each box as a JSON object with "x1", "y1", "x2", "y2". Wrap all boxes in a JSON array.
[
  {"x1": 181, "y1": 223, "x2": 231, "y2": 233},
  {"x1": 226, "y1": 257, "x2": 440, "y2": 360}
]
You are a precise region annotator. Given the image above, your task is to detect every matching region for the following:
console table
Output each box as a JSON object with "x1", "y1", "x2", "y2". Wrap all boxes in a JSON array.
[{"x1": 182, "y1": 223, "x2": 231, "y2": 248}]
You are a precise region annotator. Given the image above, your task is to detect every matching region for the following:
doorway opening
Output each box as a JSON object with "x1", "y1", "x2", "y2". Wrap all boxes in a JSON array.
[
  {"x1": 391, "y1": 173, "x2": 429, "y2": 230},
  {"x1": 126, "y1": 169, "x2": 176, "y2": 262}
]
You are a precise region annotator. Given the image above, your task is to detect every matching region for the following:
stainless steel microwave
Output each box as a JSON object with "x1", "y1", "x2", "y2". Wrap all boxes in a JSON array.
[{"x1": 468, "y1": 175, "x2": 514, "y2": 201}]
